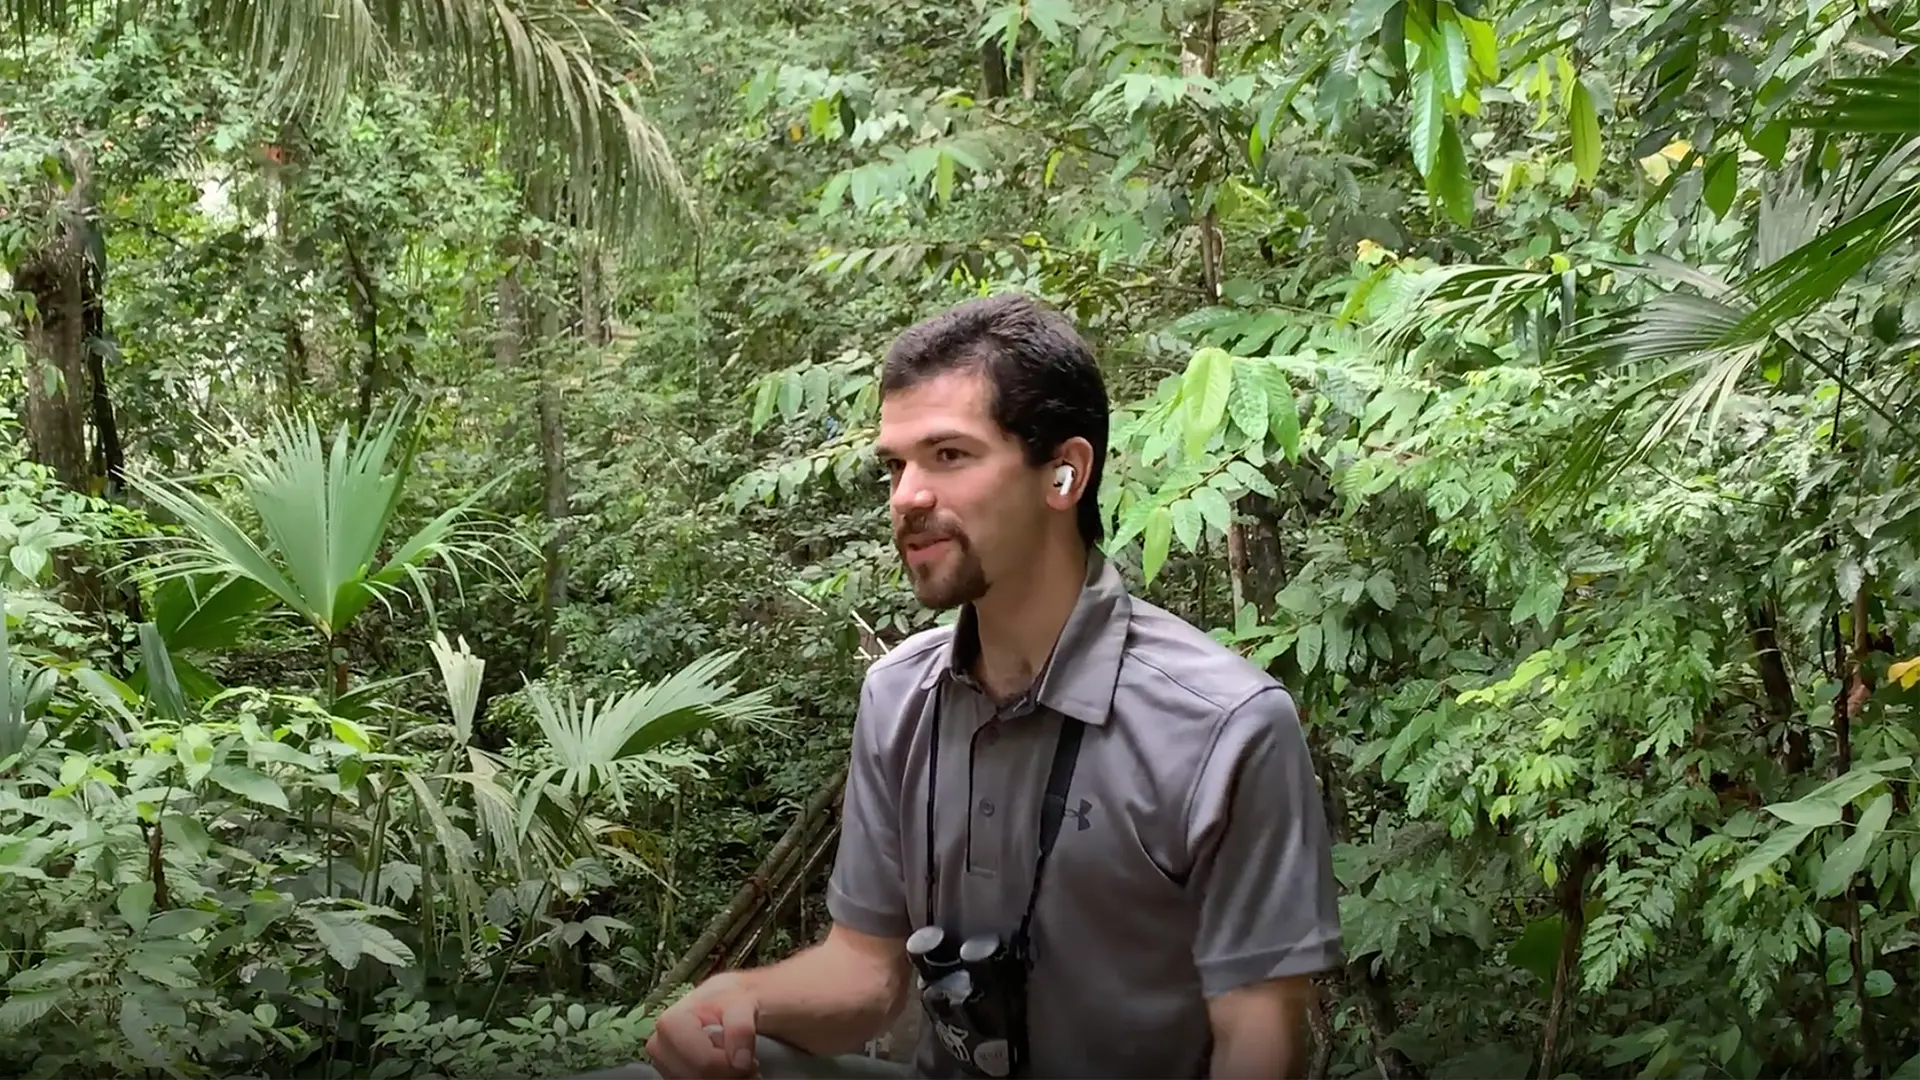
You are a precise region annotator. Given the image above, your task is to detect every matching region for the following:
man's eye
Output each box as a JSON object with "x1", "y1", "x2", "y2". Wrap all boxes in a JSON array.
[{"x1": 937, "y1": 448, "x2": 966, "y2": 462}]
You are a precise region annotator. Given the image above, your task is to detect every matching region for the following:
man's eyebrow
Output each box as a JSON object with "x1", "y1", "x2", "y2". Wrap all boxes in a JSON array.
[{"x1": 872, "y1": 431, "x2": 975, "y2": 459}]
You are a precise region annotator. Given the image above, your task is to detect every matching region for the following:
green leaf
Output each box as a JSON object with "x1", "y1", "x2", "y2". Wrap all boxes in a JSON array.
[
  {"x1": 1703, "y1": 150, "x2": 1737, "y2": 218},
  {"x1": 208, "y1": 765, "x2": 289, "y2": 812},
  {"x1": 1180, "y1": 348, "x2": 1235, "y2": 458},
  {"x1": 1433, "y1": 115, "x2": 1476, "y2": 226},
  {"x1": 1511, "y1": 573, "x2": 1565, "y2": 631},
  {"x1": 1815, "y1": 793, "x2": 1892, "y2": 897},
  {"x1": 1910, "y1": 847, "x2": 1920, "y2": 906},
  {"x1": 1440, "y1": 14, "x2": 1469, "y2": 99},
  {"x1": 298, "y1": 909, "x2": 415, "y2": 971},
  {"x1": 1728, "y1": 823, "x2": 1815, "y2": 889},
  {"x1": 145, "y1": 908, "x2": 220, "y2": 940},
  {"x1": 1568, "y1": 77, "x2": 1601, "y2": 185},
  {"x1": 1296, "y1": 622, "x2": 1323, "y2": 675},
  {"x1": 1225, "y1": 460, "x2": 1278, "y2": 498},
  {"x1": 1365, "y1": 571, "x2": 1398, "y2": 611},
  {"x1": 1410, "y1": 70, "x2": 1444, "y2": 177},
  {"x1": 1172, "y1": 498, "x2": 1202, "y2": 553},
  {"x1": 118, "y1": 880, "x2": 155, "y2": 932},
  {"x1": 1864, "y1": 969, "x2": 1894, "y2": 997},
  {"x1": 1142, "y1": 506, "x2": 1173, "y2": 584},
  {"x1": 1766, "y1": 798, "x2": 1844, "y2": 828},
  {"x1": 1461, "y1": 15, "x2": 1498, "y2": 82},
  {"x1": 137, "y1": 623, "x2": 189, "y2": 722},
  {"x1": 1192, "y1": 486, "x2": 1234, "y2": 537},
  {"x1": 1225, "y1": 361, "x2": 1270, "y2": 443}
]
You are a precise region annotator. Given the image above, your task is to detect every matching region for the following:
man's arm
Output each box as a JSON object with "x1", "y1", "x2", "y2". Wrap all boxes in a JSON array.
[
  {"x1": 1186, "y1": 685, "x2": 1344, "y2": 1079},
  {"x1": 732, "y1": 924, "x2": 910, "y2": 1055},
  {"x1": 1206, "y1": 974, "x2": 1318, "y2": 1079}
]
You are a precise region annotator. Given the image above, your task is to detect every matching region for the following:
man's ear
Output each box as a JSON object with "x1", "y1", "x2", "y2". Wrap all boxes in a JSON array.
[{"x1": 1047, "y1": 437, "x2": 1096, "y2": 507}]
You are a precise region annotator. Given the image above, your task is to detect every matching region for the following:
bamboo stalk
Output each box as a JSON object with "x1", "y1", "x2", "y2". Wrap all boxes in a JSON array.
[
  {"x1": 703, "y1": 808, "x2": 835, "y2": 977},
  {"x1": 638, "y1": 765, "x2": 847, "y2": 1014},
  {"x1": 721, "y1": 819, "x2": 842, "y2": 972}
]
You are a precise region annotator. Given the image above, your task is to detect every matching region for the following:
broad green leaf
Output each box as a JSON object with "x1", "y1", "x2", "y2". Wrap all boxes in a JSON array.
[
  {"x1": 1323, "y1": 612, "x2": 1353, "y2": 673},
  {"x1": 1224, "y1": 361, "x2": 1269, "y2": 443},
  {"x1": 1296, "y1": 622, "x2": 1323, "y2": 675},
  {"x1": 1181, "y1": 348, "x2": 1235, "y2": 458},
  {"x1": 1912, "y1": 849, "x2": 1920, "y2": 906},
  {"x1": 1440, "y1": 14, "x2": 1469, "y2": 99},
  {"x1": 1433, "y1": 116, "x2": 1476, "y2": 226},
  {"x1": 118, "y1": 880, "x2": 155, "y2": 931},
  {"x1": 1703, "y1": 151, "x2": 1737, "y2": 217},
  {"x1": 209, "y1": 765, "x2": 289, "y2": 812},
  {"x1": 1461, "y1": 15, "x2": 1499, "y2": 82},
  {"x1": 1365, "y1": 571, "x2": 1398, "y2": 611},
  {"x1": 1225, "y1": 460, "x2": 1278, "y2": 498},
  {"x1": 1172, "y1": 498, "x2": 1202, "y2": 553},
  {"x1": 1569, "y1": 78, "x2": 1601, "y2": 185},
  {"x1": 1142, "y1": 506, "x2": 1174, "y2": 584},
  {"x1": 1766, "y1": 798, "x2": 1844, "y2": 828},
  {"x1": 299, "y1": 909, "x2": 416, "y2": 970},
  {"x1": 1728, "y1": 823, "x2": 1815, "y2": 889},
  {"x1": 1815, "y1": 793, "x2": 1892, "y2": 897},
  {"x1": 1191, "y1": 486, "x2": 1234, "y2": 536},
  {"x1": 146, "y1": 908, "x2": 221, "y2": 939},
  {"x1": 1410, "y1": 70, "x2": 1443, "y2": 177}
]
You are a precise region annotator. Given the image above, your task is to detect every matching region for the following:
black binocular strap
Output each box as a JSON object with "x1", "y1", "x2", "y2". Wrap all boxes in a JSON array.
[{"x1": 923, "y1": 706, "x2": 1088, "y2": 939}]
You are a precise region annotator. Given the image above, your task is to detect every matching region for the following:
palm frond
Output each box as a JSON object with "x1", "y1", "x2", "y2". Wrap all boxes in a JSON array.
[
  {"x1": 522, "y1": 651, "x2": 786, "y2": 815},
  {"x1": 1368, "y1": 263, "x2": 1568, "y2": 357},
  {"x1": 430, "y1": 631, "x2": 485, "y2": 746},
  {"x1": 124, "y1": 402, "x2": 517, "y2": 640},
  {"x1": 6, "y1": 0, "x2": 696, "y2": 247}
]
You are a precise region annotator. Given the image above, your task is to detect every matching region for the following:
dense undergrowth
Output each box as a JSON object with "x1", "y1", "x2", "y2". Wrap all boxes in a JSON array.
[{"x1": 3, "y1": 0, "x2": 1918, "y2": 1077}]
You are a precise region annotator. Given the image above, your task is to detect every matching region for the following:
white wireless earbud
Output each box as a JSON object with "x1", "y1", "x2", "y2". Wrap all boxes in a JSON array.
[{"x1": 1053, "y1": 464, "x2": 1075, "y2": 494}]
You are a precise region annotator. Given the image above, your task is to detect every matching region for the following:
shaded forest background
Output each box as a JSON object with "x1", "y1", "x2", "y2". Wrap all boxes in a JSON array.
[{"x1": 1, "y1": 0, "x2": 1917, "y2": 1078}]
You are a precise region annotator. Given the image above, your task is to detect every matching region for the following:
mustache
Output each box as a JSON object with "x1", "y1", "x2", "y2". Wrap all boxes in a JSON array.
[{"x1": 895, "y1": 510, "x2": 966, "y2": 546}]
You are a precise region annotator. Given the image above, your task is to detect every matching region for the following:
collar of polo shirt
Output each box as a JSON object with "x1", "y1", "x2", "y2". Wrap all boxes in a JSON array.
[{"x1": 916, "y1": 550, "x2": 1130, "y2": 727}]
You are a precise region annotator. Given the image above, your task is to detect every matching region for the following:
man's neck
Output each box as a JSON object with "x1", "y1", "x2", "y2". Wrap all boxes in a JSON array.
[{"x1": 968, "y1": 541, "x2": 1091, "y2": 704}]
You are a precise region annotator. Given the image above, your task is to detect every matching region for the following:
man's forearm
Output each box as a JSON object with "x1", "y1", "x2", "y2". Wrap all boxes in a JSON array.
[
  {"x1": 1210, "y1": 1021, "x2": 1309, "y2": 1079},
  {"x1": 736, "y1": 934, "x2": 909, "y2": 1056}
]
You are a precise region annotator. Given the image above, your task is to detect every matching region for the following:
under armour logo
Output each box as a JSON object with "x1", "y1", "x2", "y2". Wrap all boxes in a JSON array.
[{"x1": 1062, "y1": 798, "x2": 1093, "y2": 831}]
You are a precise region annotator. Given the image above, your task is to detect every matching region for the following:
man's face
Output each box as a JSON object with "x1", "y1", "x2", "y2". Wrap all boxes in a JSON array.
[{"x1": 874, "y1": 368, "x2": 1049, "y2": 610}]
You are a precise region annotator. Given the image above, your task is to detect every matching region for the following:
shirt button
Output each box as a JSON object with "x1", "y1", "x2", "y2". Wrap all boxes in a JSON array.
[{"x1": 978, "y1": 799, "x2": 995, "y2": 817}]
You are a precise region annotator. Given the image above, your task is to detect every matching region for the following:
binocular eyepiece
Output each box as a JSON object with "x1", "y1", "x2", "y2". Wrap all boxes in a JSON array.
[{"x1": 906, "y1": 925, "x2": 1030, "y2": 1078}]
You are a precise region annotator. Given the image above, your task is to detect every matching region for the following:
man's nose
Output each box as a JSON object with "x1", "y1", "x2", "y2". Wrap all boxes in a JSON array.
[{"x1": 890, "y1": 468, "x2": 936, "y2": 516}]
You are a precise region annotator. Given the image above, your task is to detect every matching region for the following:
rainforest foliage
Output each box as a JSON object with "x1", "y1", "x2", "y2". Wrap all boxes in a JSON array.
[{"x1": 1, "y1": 0, "x2": 1917, "y2": 1077}]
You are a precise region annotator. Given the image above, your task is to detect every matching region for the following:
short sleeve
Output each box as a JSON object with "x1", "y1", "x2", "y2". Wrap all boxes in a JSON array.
[
  {"x1": 1185, "y1": 685, "x2": 1344, "y2": 997},
  {"x1": 825, "y1": 676, "x2": 913, "y2": 939}
]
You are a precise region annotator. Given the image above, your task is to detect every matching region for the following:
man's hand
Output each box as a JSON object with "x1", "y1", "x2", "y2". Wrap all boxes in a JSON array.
[{"x1": 646, "y1": 972, "x2": 762, "y2": 1079}]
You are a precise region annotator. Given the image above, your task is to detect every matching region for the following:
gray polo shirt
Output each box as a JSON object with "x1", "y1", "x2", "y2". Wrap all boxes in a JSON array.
[{"x1": 826, "y1": 553, "x2": 1344, "y2": 1079}]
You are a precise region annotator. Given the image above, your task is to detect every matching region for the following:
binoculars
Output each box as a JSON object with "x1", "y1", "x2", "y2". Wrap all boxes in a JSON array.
[{"x1": 905, "y1": 924, "x2": 1033, "y2": 1078}]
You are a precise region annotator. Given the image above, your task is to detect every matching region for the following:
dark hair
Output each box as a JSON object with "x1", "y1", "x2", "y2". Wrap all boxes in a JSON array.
[{"x1": 879, "y1": 293, "x2": 1109, "y2": 547}]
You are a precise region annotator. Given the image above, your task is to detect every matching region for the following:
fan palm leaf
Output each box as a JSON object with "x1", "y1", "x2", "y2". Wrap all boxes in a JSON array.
[
  {"x1": 5, "y1": 0, "x2": 696, "y2": 246},
  {"x1": 124, "y1": 402, "x2": 518, "y2": 643},
  {"x1": 520, "y1": 650, "x2": 786, "y2": 821}
]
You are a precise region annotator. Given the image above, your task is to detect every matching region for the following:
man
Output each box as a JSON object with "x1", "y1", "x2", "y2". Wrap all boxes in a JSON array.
[{"x1": 645, "y1": 294, "x2": 1343, "y2": 1079}]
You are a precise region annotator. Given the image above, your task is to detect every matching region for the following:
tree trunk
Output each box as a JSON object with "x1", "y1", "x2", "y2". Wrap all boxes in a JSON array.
[
  {"x1": 1537, "y1": 841, "x2": 1604, "y2": 1079},
  {"x1": 17, "y1": 152, "x2": 95, "y2": 494}
]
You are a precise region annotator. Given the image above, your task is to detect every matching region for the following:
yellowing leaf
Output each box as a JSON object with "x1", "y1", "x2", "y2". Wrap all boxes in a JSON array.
[{"x1": 1888, "y1": 656, "x2": 1920, "y2": 689}]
